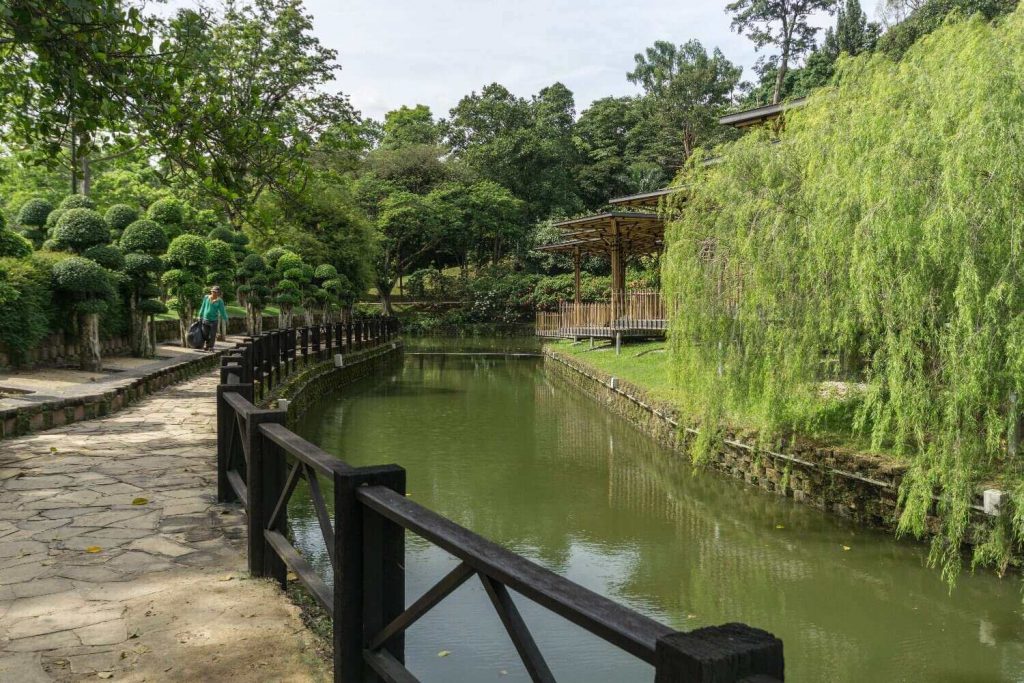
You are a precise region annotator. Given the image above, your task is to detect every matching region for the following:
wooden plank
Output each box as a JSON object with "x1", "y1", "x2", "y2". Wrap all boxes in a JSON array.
[
  {"x1": 368, "y1": 562, "x2": 475, "y2": 651},
  {"x1": 264, "y1": 529, "x2": 334, "y2": 616},
  {"x1": 224, "y1": 391, "x2": 257, "y2": 416},
  {"x1": 267, "y1": 461, "x2": 303, "y2": 532},
  {"x1": 226, "y1": 470, "x2": 247, "y2": 508},
  {"x1": 259, "y1": 422, "x2": 352, "y2": 477},
  {"x1": 357, "y1": 486, "x2": 672, "y2": 664},
  {"x1": 363, "y1": 649, "x2": 420, "y2": 683},
  {"x1": 304, "y1": 463, "x2": 337, "y2": 571},
  {"x1": 480, "y1": 575, "x2": 555, "y2": 683}
]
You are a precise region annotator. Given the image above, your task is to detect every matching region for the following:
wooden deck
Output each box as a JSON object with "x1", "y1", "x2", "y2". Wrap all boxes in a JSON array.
[{"x1": 536, "y1": 290, "x2": 668, "y2": 339}]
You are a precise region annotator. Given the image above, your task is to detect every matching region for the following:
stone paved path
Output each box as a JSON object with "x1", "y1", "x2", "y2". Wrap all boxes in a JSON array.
[{"x1": 0, "y1": 371, "x2": 328, "y2": 681}]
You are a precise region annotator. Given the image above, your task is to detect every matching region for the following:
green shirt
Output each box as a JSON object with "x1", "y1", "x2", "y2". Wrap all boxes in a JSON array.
[{"x1": 198, "y1": 295, "x2": 228, "y2": 323}]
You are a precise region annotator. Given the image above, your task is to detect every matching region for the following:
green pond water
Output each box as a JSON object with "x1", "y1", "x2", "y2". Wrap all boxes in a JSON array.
[{"x1": 290, "y1": 340, "x2": 1024, "y2": 682}]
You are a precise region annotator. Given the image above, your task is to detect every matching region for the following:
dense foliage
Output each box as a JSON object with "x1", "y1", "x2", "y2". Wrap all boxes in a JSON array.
[{"x1": 663, "y1": 8, "x2": 1024, "y2": 582}]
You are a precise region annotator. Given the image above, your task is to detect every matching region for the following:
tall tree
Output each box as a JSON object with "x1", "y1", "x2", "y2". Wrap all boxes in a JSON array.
[
  {"x1": 801, "y1": 0, "x2": 880, "y2": 88},
  {"x1": 140, "y1": 0, "x2": 353, "y2": 229},
  {"x1": 726, "y1": 0, "x2": 839, "y2": 104},
  {"x1": 0, "y1": 0, "x2": 156, "y2": 194},
  {"x1": 444, "y1": 82, "x2": 579, "y2": 221},
  {"x1": 627, "y1": 40, "x2": 742, "y2": 168},
  {"x1": 381, "y1": 105, "x2": 440, "y2": 149}
]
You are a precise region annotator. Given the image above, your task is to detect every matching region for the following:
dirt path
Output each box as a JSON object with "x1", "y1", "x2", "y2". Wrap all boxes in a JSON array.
[{"x1": 0, "y1": 371, "x2": 328, "y2": 682}]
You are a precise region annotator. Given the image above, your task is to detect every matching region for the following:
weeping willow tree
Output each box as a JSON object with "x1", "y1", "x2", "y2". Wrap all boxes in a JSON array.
[{"x1": 663, "y1": 8, "x2": 1024, "y2": 584}]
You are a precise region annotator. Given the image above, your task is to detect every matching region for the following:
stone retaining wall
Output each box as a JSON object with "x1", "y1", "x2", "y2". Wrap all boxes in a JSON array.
[
  {"x1": 259, "y1": 342, "x2": 404, "y2": 423},
  {"x1": 0, "y1": 316, "x2": 279, "y2": 370},
  {"x1": 0, "y1": 350, "x2": 230, "y2": 440},
  {"x1": 543, "y1": 348, "x2": 992, "y2": 538}
]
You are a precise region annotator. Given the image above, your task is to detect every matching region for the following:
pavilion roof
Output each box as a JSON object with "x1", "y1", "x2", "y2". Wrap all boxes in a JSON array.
[
  {"x1": 607, "y1": 187, "x2": 676, "y2": 209},
  {"x1": 535, "y1": 212, "x2": 664, "y2": 256},
  {"x1": 718, "y1": 97, "x2": 807, "y2": 129}
]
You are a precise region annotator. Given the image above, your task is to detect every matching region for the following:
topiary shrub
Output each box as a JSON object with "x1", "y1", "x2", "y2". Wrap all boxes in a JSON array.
[
  {"x1": 147, "y1": 197, "x2": 185, "y2": 232},
  {"x1": 83, "y1": 244, "x2": 125, "y2": 271},
  {"x1": 0, "y1": 230, "x2": 33, "y2": 259},
  {"x1": 0, "y1": 255, "x2": 55, "y2": 365},
  {"x1": 165, "y1": 234, "x2": 209, "y2": 269},
  {"x1": 53, "y1": 208, "x2": 109, "y2": 253},
  {"x1": 59, "y1": 194, "x2": 97, "y2": 211},
  {"x1": 208, "y1": 226, "x2": 235, "y2": 242},
  {"x1": 51, "y1": 256, "x2": 113, "y2": 307},
  {"x1": 45, "y1": 208, "x2": 65, "y2": 230},
  {"x1": 120, "y1": 219, "x2": 168, "y2": 256},
  {"x1": 123, "y1": 253, "x2": 162, "y2": 278},
  {"x1": 17, "y1": 198, "x2": 54, "y2": 228},
  {"x1": 263, "y1": 246, "x2": 288, "y2": 268},
  {"x1": 105, "y1": 204, "x2": 140, "y2": 238}
]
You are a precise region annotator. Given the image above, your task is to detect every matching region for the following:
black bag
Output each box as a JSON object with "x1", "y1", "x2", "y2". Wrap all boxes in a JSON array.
[{"x1": 187, "y1": 320, "x2": 206, "y2": 349}]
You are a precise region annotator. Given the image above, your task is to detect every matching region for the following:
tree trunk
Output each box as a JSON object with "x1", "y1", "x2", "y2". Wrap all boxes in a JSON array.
[
  {"x1": 379, "y1": 286, "x2": 394, "y2": 316},
  {"x1": 773, "y1": 44, "x2": 791, "y2": 105},
  {"x1": 80, "y1": 313, "x2": 102, "y2": 372},
  {"x1": 128, "y1": 295, "x2": 154, "y2": 358}
]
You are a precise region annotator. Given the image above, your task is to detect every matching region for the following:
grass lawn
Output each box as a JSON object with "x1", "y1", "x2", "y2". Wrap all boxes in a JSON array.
[
  {"x1": 155, "y1": 304, "x2": 281, "y2": 322},
  {"x1": 546, "y1": 339, "x2": 680, "y2": 405}
]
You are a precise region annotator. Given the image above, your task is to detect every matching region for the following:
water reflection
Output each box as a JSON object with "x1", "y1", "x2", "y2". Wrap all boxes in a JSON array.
[{"x1": 292, "y1": 352, "x2": 1024, "y2": 682}]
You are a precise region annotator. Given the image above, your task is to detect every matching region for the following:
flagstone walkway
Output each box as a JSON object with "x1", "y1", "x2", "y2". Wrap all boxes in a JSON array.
[{"x1": 0, "y1": 371, "x2": 328, "y2": 682}]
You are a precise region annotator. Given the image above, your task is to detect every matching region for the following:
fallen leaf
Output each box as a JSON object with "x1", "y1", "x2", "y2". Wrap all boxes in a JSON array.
[
  {"x1": 842, "y1": 545, "x2": 851, "y2": 551},
  {"x1": 85, "y1": 546, "x2": 102, "y2": 554},
  {"x1": 437, "y1": 650, "x2": 451, "y2": 658},
  {"x1": 775, "y1": 525, "x2": 784, "y2": 529},
  {"x1": 97, "y1": 673, "x2": 114, "y2": 680},
  {"x1": 131, "y1": 498, "x2": 149, "y2": 506},
  {"x1": 286, "y1": 571, "x2": 298, "y2": 582},
  {"x1": 50, "y1": 447, "x2": 58, "y2": 453},
  {"x1": 219, "y1": 575, "x2": 234, "y2": 582}
]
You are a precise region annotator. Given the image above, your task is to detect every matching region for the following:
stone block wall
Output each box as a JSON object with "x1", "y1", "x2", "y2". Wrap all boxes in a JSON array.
[
  {"x1": 543, "y1": 348, "x2": 989, "y2": 539},
  {"x1": 0, "y1": 316, "x2": 280, "y2": 369}
]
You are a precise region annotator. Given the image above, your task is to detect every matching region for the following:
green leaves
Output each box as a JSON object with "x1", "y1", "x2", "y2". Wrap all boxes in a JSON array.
[{"x1": 664, "y1": 7, "x2": 1024, "y2": 585}]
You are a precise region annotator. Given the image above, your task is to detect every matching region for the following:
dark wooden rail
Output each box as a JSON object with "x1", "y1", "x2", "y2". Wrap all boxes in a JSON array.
[{"x1": 215, "y1": 319, "x2": 784, "y2": 682}]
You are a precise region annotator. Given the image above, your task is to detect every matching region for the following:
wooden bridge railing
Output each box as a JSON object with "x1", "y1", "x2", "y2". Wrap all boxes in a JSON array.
[
  {"x1": 536, "y1": 289, "x2": 669, "y2": 337},
  {"x1": 216, "y1": 321, "x2": 784, "y2": 682}
]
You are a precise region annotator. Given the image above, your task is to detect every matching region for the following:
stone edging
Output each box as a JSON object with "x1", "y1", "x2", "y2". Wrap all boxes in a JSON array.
[
  {"x1": 0, "y1": 350, "x2": 232, "y2": 441},
  {"x1": 259, "y1": 342, "x2": 404, "y2": 423},
  {"x1": 544, "y1": 348, "x2": 926, "y2": 533}
]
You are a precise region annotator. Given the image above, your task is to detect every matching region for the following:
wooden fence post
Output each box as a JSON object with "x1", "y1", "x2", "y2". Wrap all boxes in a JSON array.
[
  {"x1": 333, "y1": 464, "x2": 407, "y2": 683},
  {"x1": 300, "y1": 327, "x2": 309, "y2": 363},
  {"x1": 216, "y1": 362, "x2": 251, "y2": 504},
  {"x1": 346, "y1": 322, "x2": 353, "y2": 352},
  {"x1": 245, "y1": 407, "x2": 289, "y2": 583},
  {"x1": 654, "y1": 623, "x2": 783, "y2": 683}
]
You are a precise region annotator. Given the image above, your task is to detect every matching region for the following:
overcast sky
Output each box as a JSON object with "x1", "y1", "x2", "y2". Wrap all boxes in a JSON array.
[{"x1": 299, "y1": 0, "x2": 856, "y2": 122}]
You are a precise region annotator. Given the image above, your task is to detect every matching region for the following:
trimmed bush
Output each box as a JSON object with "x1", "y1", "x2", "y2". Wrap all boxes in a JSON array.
[
  {"x1": 0, "y1": 256, "x2": 56, "y2": 364},
  {"x1": 208, "y1": 226, "x2": 235, "y2": 242},
  {"x1": 0, "y1": 230, "x2": 33, "y2": 259},
  {"x1": 123, "y1": 253, "x2": 162, "y2": 278},
  {"x1": 53, "y1": 208, "x2": 109, "y2": 253},
  {"x1": 45, "y1": 208, "x2": 65, "y2": 230},
  {"x1": 120, "y1": 219, "x2": 168, "y2": 256},
  {"x1": 139, "y1": 298, "x2": 167, "y2": 315},
  {"x1": 17, "y1": 198, "x2": 53, "y2": 227},
  {"x1": 83, "y1": 244, "x2": 125, "y2": 271},
  {"x1": 59, "y1": 194, "x2": 96, "y2": 211},
  {"x1": 314, "y1": 264, "x2": 338, "y2": 280},
  {"x1": 263, "y1": 246, "x2": 288, "y2": 268},
  {"x1": 105, "y1": 204, "x2": 140, "y2": 237},
  {"x1": 147, "y1": 197, "x2": 184, "y2": 229},
  {"x1": 164, "y1": 234, "x2": 209, "y2": 269},
  {"x1": 51, "y1": 256, "x2": 113, "y2": 313}
]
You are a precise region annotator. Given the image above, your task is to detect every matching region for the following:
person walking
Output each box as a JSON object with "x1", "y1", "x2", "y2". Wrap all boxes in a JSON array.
[{"x1": 197, "y1": 285, "x2": 229, "y2": 351}]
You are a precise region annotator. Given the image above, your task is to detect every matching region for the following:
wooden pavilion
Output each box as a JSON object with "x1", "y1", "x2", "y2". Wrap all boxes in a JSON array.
[
  {"x1": 534, "y1": 200, "x2": 670, "y2": 343},
  {"x1": 534, "y1": 98, "x2": 802, "y2": 343}
]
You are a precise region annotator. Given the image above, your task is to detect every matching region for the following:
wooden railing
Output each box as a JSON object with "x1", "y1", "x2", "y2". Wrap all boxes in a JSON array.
[
  {"x1": 536, "y1": 289, "x2": 669, "y2": 337},
  {"x1": 216, "y1": 322, "x2": 784, "y2": 682}
]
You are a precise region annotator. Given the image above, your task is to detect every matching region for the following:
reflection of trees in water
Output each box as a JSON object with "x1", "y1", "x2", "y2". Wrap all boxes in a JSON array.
[
  {"x1": 292, "y1": 354, "x2": 1024, "y2": 682},
  {"x1": 535, "y1": 368, "x2": 1024, "y2": 681}
]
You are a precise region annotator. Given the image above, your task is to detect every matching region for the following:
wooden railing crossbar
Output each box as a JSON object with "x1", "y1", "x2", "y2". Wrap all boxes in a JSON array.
[{"x1": 215, "y1": 318, "x2": 784, "y2": 683}]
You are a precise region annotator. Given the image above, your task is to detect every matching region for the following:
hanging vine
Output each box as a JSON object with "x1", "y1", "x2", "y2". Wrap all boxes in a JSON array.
[{"x1": 662, "y1": 9, "x2": 1024, "y2": 584}]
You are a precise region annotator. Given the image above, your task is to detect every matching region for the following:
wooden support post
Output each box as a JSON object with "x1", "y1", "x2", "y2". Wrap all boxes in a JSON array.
[
  {"x1": 346, "y1": 322, "x2": 354, "y2": 352},
  {"x1": 615, "y1": 331, "x2": 621, "y2": 356},
  {"x1": 245, "y1": 407, "x2": 288, "y2": 584},
  {"x1": 573, "y1": 246, "x2": 582, "y2": 305},
  {"x1": 333, "y1": 464, "x2": 407, "y2": 683},
  {"x1": 654, "y1": 624, "x2": 784, "y2": 683},
  {"x1": 300, "y1": 327, "x2": 309, "y2": 362},
  {"x1": 216, "y1": 366, "x2": 251, "y2": 504}
]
